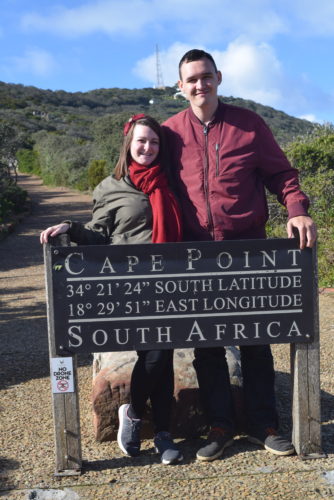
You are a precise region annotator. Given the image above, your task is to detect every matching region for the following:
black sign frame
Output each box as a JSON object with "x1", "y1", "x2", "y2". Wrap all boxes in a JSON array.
[{"x1": 48, "y1": 238, "x2": 316, "y2": 354}]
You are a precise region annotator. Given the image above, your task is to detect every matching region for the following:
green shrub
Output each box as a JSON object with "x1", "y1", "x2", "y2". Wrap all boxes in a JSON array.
[
  {"x1": 317, "y1": 228, "x2": 334, "y2": 288},
  {"x1": 0, "y1": 194, "x2": 14, "y2": 222},
  {"x1": 0, "y1": 184, "x2": 27, "y2": 221},
  {"x1": 31, "y1": 131, "x2": 91, "y2": 188},
  {"x1": 3, "y1": 184, "x2": 27, "y2": 212},
  {"x1": 72, "y1": 167, "x2": 90, "y2": 192},
  {"x1": 87, "y1": 160, "x2": 108, "y2": 189},
  {"x1": 301, "y1": 170, "x2": 334, "y2": 222},
  {"x1": 16, "y1": 148, "x2": 41, "y2": 175},
  {"x1": 271, "y1": 126, "x2": 334, "y2": 287},
  {"x1": 266, "y1": 126, "x2": 334, "y2": 287},
  {"x1": 304, "y1": 171, "x2": 334, "y2": 287},
  {"x1": 284, "y1": 125, "x2": 334, "y2": 176}
]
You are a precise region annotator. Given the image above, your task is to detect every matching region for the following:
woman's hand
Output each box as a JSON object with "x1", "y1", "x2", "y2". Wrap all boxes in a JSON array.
[{"x1": 40, "y1": 223, "x2": 70, "y2": 244}]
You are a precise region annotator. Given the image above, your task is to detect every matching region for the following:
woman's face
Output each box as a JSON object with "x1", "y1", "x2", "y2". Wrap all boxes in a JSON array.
[{"x1": 130, "y1": 124, "x2": 160, "y2": 166}]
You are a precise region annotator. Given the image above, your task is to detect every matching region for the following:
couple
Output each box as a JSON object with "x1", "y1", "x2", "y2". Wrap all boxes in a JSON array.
[{"x1": 40, "y1": 49, "x2": 316, "y2": 466}]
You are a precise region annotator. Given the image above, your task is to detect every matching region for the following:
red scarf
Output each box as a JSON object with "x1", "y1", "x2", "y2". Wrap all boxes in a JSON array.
[{"x1": 128, "y1": 161, "x2": 183, "y2": 243}]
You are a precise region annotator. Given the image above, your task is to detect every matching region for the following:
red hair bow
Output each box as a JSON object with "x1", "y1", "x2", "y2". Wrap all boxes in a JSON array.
[{"x1": 123, "y1": 114, "x2": 146, "y2": 136}]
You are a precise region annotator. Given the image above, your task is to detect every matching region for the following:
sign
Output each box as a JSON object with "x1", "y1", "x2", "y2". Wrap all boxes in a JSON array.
[
  {"x1": 50, "y1": 239, "x2": 315, "y2": 354},
  {"x1": 51, "y1": 357, "x2": 74, "y2": 393}
]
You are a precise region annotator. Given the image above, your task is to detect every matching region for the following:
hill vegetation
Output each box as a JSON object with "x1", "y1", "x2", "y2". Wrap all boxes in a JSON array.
[
  {"x1": 0, "y1": 80, "x2": 316, "y2": 190},
  {"x1": 0, "y1": 81, "x2": 333, "y2": 285},
  {"x1": 0, "y1": 80, "x2": 315, "y2": 143}
]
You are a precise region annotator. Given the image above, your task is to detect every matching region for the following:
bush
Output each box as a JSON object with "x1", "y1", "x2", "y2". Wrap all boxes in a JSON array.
[
  {"x1": 266, "y1": 126, "x2": 334, "y2": 287},
  {"x1": 301, "y1": 170, "x2": 334, "y2": 222},
  {"x1": 267, "y1": 126, "x2": 334, "y2": 287},
  {"x1": 284, "y1": 124, "x2": 334, "y2": 177},
  {"x1": 302, "y1": 170, "x2": 334, "y2": 287},
  {"x1": 73, "y1": 167, "x2": 90, "y2": 192},
  {"x1": 16, "y1": 148, "x2": 41, "y2": 175},
  {"x1": 3, "y1": 184, "x2": 27, "y2": 212},
  {"x1": 90, "y1": 113, "x2": 127, "y2": 170},
  {"x1": 32, "y1": 131, "x2": 91, "y2": 189},
  {"x1": 87, "y1": 160, "x2": 108, "y2": 189},
  {"x1": 0, "y1": 184, "x2": 27, "y2": 222},
  {"x1": 0, "y1": 194, "x2": 14, "y2": 222}
]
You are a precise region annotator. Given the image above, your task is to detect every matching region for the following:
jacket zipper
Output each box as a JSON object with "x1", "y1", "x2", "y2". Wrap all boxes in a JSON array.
[
  {"x1": 203, "y1": 125, "x2": 214, "y2": 237},
  {"x1": 215, "y1": 143, "x2": 219, "y2": 176}
]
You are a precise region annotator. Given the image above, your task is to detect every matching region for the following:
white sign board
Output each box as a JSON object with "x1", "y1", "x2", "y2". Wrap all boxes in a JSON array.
[{"x1": 51, "y1": 357, "x2": 74, "y2": 393}]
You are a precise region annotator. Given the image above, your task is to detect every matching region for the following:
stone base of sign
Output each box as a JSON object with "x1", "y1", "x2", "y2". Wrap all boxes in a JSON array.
[{"x1": 92, "y1": 347, "x2": 244, "y2": 442}]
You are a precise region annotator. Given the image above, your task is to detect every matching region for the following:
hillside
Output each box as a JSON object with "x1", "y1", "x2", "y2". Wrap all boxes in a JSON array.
[{"x1": 0, "y1": 81, "x2": 315, "y2": 146}]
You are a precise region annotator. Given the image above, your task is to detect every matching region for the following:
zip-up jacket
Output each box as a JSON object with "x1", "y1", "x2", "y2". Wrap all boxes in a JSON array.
[
  {"x1": 163, "y1": 101, "x2": 309, "y2": 241},
  {"x1": 66, "y1": 174, "x2": 153, "y2": 245}
]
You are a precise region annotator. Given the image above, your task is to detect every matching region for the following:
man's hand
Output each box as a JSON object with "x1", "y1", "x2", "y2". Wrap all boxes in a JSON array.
[{"x1": 287, "y1": 216, "x2": 317, "y2": 249}]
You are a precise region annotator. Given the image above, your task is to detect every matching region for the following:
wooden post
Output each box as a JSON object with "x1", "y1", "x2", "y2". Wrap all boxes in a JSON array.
[
  {"x1": 291, "y1": 244, "x2": 325, "y2": 458},
  {"x1": 44, "y1": 234, "x2": 82, "y2": 476}
]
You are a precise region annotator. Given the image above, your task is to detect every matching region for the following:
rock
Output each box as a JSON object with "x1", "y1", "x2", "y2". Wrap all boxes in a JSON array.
[
  {"x1": 27, "y1": 489, "x2": 80, "y2": 500},
  {"x1": 92, "y1": 347, "x2": 244, "y2": 442}
]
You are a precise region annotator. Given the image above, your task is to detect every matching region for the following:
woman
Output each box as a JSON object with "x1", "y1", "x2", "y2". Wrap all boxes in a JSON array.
[{"x1": 40, "y1": 114, "x2": 183, "y2": 465}]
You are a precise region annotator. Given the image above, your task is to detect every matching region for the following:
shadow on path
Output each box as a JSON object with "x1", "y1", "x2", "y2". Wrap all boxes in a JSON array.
[{"x1": 0, "y1": 173, "x2": 93, "y2": 388}]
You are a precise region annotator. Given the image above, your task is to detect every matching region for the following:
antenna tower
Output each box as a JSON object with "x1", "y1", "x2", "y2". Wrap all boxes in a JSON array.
[{"x1": 155, "y1": 45, "x2": 165, "y2": 89}]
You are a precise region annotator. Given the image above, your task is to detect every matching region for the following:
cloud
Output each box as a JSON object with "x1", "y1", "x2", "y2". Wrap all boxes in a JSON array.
[
  {"x1": 21, "y1": 0, "x2": 155, "y2": 37},
  {"x1": 298, "y1": 114, "x2": 320, "y2": 123},
  {"x1": 155, "y1": 0, "x2": 287, "y2": 44},
  {"x1": 287, "y1": 0, "x2": 334, "y2": 36},
  {"x1": 19, "y1": 0, "x2": 334, "y2": 44},
  {"x1": 9, "y1": 48, "x2": 58, "y2": 77},
  {"x1": 20, "y1": 0, "x2": 287, "y2": 42},
  {"x1": 212, "y1": 39, "x2": 284, "y2": 106}
]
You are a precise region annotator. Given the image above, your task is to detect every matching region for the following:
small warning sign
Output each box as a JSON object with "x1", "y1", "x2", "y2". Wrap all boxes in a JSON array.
[{"x1": 51, "y1": 357, "x2": 74, "y2": 393}]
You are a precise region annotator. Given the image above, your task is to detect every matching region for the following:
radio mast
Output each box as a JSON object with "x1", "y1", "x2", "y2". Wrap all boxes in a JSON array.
[{"x1": 155, "y1": 45, "x2": 165, "y2": 89}]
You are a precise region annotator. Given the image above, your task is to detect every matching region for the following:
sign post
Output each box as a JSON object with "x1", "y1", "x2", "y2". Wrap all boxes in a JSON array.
[
  {"x1": 44, "y1": 234, "x2": 82, "y2": 476},
  {"x1": 291, "y1": 245, "x2": 323, "y2": 458},
  {"x1": 44, "y1": 237, "x2": 324, "y2": 474}
]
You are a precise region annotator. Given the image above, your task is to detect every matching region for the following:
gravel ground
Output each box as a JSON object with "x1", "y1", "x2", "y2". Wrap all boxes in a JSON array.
[{"x1": 1, "y1": 173, "x2": 334, "y2": 500}]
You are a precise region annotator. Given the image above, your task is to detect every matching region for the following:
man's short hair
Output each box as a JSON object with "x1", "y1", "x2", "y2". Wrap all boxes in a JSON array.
[{"x1": 178, "y1": 49, "x2": 218, "y2": 79}]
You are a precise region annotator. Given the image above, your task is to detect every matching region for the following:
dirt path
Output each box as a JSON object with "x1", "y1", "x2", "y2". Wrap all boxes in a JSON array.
[
  {"x1": 0, "y1": 173, "x2": 92, "y2": 361},
  {"x1": 1, "y1": 173, "x2": 334, "y2": 499}
]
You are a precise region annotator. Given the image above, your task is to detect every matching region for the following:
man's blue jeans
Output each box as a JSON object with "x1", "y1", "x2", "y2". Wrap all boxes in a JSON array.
[{"x1": 193, "y1": 344, "x2": 278, "y2": 433}]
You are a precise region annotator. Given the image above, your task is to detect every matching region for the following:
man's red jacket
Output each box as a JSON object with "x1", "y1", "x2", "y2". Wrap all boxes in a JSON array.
[{"x1": 163, "y1": 102, "x2": 309, "y2": 241}]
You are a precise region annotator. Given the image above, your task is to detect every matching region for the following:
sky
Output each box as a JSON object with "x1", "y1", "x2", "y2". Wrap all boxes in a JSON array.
[{"x1": 0, "y1": 0, "x2": 334, "y2": 124}]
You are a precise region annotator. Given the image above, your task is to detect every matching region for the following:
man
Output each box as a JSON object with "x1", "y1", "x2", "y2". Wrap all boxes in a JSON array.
[{"x1": 163, "y1": 49, "x2": 316, "y2": 462}]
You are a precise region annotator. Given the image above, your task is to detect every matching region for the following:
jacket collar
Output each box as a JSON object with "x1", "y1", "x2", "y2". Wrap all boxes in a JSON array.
[{"x1": 188, "y1": 100, "x2": 226, "y2": 127}]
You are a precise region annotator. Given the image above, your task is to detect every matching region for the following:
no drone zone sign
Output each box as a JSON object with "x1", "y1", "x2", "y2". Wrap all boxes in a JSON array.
[{"x1": 51, "y1": 357, "x2": 74, "y2": 394}]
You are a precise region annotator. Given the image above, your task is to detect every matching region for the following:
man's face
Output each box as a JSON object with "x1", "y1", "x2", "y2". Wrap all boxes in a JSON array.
[{"x1": 178, "y1": 57, "x2": 222, "y2": 110}]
